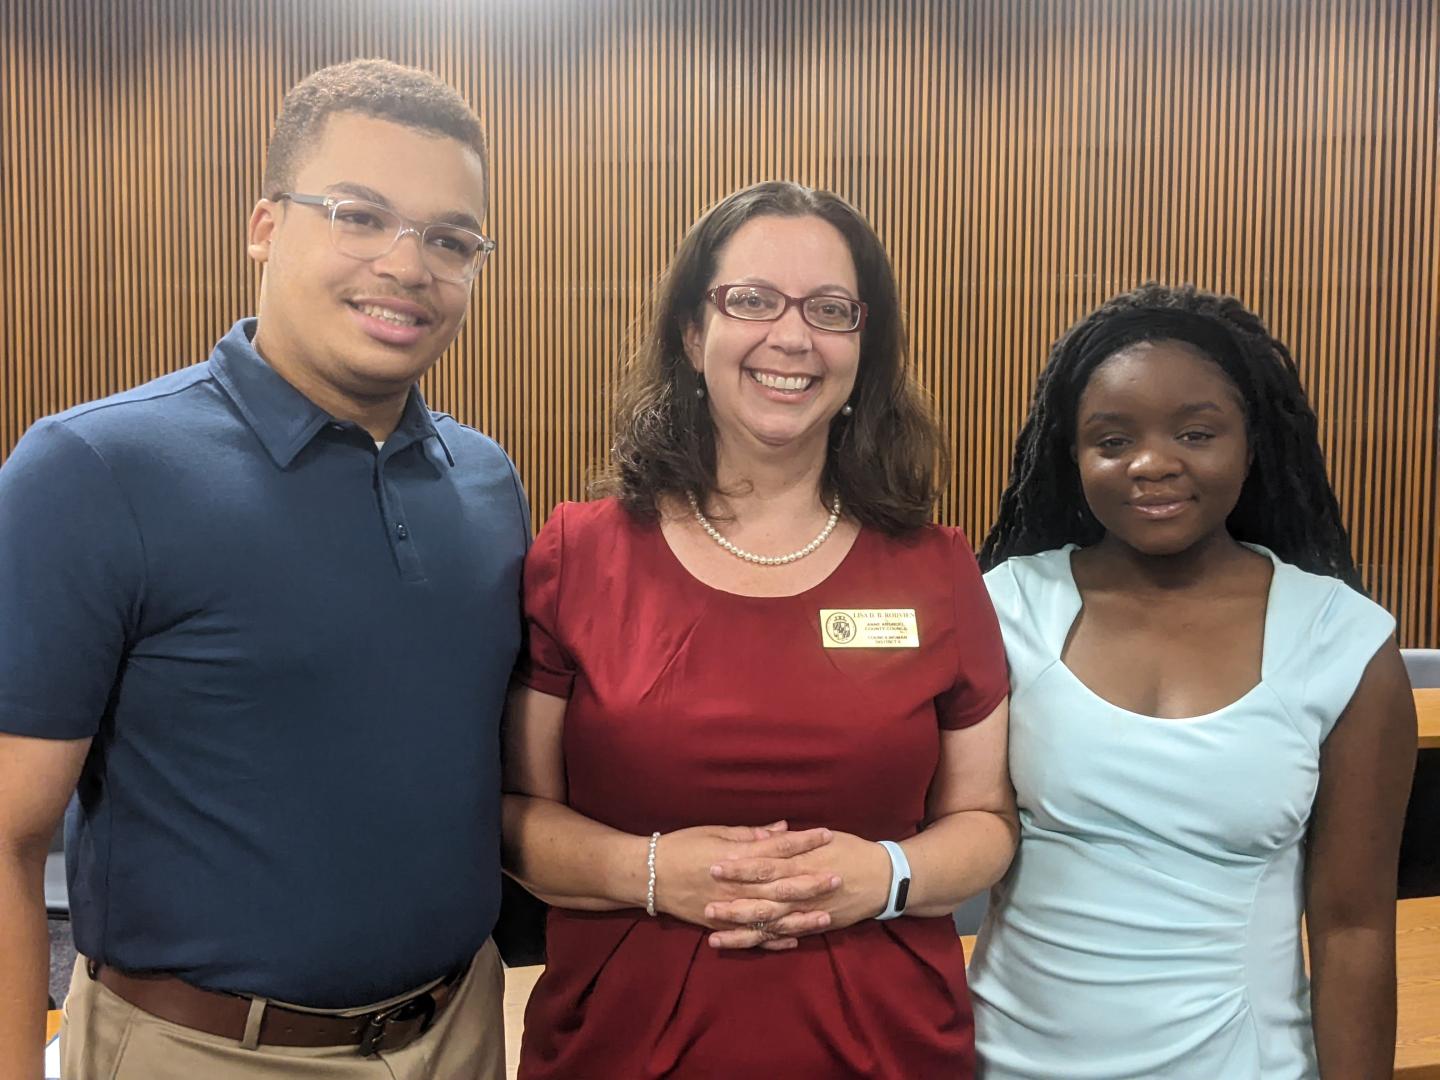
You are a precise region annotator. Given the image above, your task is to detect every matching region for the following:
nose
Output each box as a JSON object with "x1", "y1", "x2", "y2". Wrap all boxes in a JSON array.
[
  {"x1": 369, "y1": 227, "x2": 432, "y2": 287},
  {"x1": 1127, "y1": 439, "x2": 1182, "y2": 482},
  {"x1": 766, "y1": 303, "x2": 813, "y2": 352}
]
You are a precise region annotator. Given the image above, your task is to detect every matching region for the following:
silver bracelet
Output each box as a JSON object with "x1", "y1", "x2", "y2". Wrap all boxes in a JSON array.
[{"x1": 645, "y1": 831, "x2": 661, "y2": 917}]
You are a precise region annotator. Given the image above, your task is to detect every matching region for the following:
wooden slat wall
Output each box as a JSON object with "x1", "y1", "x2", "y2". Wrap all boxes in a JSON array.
[{"x1": 2, "y1": 0, "x2": 1436, "y2": 646}]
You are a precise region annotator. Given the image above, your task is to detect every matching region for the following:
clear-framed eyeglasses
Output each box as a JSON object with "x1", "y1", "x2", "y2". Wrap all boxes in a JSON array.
[
  {"x1": 706, "y1": 283, "x2": 868, "y2": 333},
  {"x1": 276, "y1": 192, "x2": 497, "y2": 284}
]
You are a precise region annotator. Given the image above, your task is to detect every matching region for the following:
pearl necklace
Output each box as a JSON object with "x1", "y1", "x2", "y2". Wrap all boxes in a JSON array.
[{"x1": 687, "y1": 491, "x2": 842, "y2": 566}]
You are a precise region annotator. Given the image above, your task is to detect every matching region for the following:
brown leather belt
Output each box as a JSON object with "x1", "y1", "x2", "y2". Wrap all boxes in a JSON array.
[{"x1": 88, "y1": 958, "x2": 468, "y2": 1055}]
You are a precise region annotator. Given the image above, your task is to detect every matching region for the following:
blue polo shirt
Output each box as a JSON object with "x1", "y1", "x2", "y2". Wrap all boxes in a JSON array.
[{"x1": 0, "y1": 320, "x2": 529, "y2": 1006}]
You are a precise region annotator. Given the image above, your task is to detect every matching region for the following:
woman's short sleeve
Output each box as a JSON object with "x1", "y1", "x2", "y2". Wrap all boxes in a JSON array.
[
  {"x1": 935, "y1": 530, "x2": 1010, "y2": 730},
  {"x1": 514, "y1": 502, "x2": 577, "y2": 698}
]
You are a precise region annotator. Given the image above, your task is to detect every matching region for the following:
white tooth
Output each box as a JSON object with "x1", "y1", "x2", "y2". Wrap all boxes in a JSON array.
[
  {"x1": 750, "y1": 371, "x2": 812, "y2": 391},
  {"x1": 359, "y1": 303, "x2": 417, "y2": 326}
]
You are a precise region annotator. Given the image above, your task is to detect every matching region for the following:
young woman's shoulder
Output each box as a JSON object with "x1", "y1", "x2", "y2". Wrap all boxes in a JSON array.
[
  {"x1": 982, "y1": 547, "x2": 1076, "y2": 607},
  {"x1": 1261, "y1": 550, "x2": 1396, "y2": 735},
  {"x1": 976, "y1": 547, "x2": 1080, "y2": 672},
  {"x1": 1262, "y1": 549, "x2": 1393, "y2": 644}
]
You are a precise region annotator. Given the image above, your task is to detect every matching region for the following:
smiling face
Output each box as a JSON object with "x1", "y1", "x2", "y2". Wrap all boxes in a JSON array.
[
  {"x1": 247, "y1": 111, "x2": 487, "y2": 408},
  {"x1": 1073, "y1": 339, "x2": 1251, "y2": 557},
  {"x1": 682, "y1": 214, "x2": 862, "y2": 460}
]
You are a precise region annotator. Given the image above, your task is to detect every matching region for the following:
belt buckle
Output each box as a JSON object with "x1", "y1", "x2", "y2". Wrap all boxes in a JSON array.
[{"x1": 356, "y1": 992, "x2": 437, "y2": 1057}]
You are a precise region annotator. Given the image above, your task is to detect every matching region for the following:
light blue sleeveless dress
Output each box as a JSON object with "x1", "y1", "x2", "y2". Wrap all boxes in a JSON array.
[{"x1": 969, "y1": 545, "x2": 1394, "y2": 1080}]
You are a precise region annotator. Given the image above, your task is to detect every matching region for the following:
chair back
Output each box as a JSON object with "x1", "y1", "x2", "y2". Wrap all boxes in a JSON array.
[{"x1": 1402, "y1": 649, "x2": 1440, "y2": 689}]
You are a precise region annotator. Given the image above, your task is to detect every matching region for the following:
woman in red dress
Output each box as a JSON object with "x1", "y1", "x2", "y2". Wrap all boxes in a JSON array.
[{"x1": 502, "y1": 181, "x2": 1014, "y2": 1079}]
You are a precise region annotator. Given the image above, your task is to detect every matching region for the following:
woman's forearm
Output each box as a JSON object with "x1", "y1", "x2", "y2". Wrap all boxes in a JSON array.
[
  {"x1": 1309, "y1": 925, "x2": 1396, "y2": 1079},
  {"x1": 501, "y1": 792, "x2": 648, "y2": 911},
  {"x1": 900, "y1": 808, "x2": 1018, "y2": 918}
]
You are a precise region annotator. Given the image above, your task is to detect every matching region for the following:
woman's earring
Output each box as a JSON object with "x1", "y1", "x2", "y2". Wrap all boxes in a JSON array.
[
  {"x1": 841, "y1": 402, "x2": 853, "y2": 417},
  {"x1": 695, "y1": 384, "x2": 706, "y2": 400}
]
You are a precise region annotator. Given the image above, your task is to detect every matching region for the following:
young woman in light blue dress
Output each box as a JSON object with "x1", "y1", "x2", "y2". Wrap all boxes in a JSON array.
[{"x1": 969, "y1": 284, "x2": 1416, "y2": 1079}]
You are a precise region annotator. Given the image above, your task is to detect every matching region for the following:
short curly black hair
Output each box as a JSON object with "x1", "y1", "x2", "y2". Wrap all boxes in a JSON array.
[
  {"x1": 261, "y1": 59, "x2": 487, "y2": 199},
  {"x1": 979, "y1": 283, "x2": 1361, "y2": 588}
]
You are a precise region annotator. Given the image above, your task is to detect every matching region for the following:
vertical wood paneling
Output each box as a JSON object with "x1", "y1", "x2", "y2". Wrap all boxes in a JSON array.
[{"x1": 1, "y1": 0, "x2": 1436, "y2": 646}]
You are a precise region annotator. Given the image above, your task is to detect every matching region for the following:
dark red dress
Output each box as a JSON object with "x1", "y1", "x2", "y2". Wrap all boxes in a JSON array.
[{"x1": 515, "y1": 499, "x2": 1008, "y2": 1079}]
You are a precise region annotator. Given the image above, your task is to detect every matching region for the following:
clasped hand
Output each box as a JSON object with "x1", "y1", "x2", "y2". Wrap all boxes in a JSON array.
[{"x1": 653, "y1": 821, "x2": 890, "y2": 952}]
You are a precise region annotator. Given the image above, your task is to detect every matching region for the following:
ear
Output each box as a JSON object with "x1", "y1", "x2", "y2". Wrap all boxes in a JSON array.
[
  {"x1": 247, "y1": 199, "x2": 280, "y2": 265},
  {"x1": 1069, "y1": 443, "x2": 1079, "y2": 464},
  {"x1": 682, "y1": 319, "x2": 705, "y2": 373}
]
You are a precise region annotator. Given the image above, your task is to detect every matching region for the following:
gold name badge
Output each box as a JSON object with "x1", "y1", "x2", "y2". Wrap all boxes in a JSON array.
[{"x1": 820, "y1": 609, "x2": 920, "y2": 648}]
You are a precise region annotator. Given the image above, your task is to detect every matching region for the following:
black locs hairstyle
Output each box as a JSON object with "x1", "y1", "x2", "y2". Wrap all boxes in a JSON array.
[{"x1": 978, "y1": 283, "x2": 1362, "y2": 589}]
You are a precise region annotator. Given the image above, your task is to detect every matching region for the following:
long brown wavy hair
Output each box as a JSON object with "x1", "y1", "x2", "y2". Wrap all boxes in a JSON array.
[{"x1": 598, "y1": 181, "x2": 945, "y2": 535}]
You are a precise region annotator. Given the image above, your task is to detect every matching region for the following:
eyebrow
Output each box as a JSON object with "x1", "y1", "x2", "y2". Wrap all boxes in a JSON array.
[
  {"x1": 1081, "y1": 401, "x2": 1225, "y2": 425},
  {"x1": 323, "y1": 182, "x2": 484, "y2": 232}
]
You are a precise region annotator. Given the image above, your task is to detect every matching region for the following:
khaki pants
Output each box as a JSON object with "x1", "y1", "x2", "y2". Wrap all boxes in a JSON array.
[{"x1": 60, "y1": 940, "x2": 505, "y2": 1080}]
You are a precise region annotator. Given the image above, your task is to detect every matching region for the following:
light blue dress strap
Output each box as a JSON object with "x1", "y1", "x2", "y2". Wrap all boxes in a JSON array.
[
  {"x1": 1253, "y1": 549, "x2": 1395, "y2": 742},
  {"x1": 982, "y1": 547, "x2": 1080, "y2": 688}
]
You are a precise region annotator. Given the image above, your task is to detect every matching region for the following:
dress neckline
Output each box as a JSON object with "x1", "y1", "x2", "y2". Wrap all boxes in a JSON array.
[
  {"x1": 652, "y1": 518, "x2": 868, "y2": 600},
  {"x1": 1053, "y1": 542, "x2": 1285, "y2": 723}
]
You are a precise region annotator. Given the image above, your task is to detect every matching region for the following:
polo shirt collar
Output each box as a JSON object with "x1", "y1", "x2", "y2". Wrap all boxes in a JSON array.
[
  {"x1": 209, "y1": 319, "x2": 453, "y2": 469},
  {"x1": 390, "y1": 389, "x2": 455, "y2": 467}
]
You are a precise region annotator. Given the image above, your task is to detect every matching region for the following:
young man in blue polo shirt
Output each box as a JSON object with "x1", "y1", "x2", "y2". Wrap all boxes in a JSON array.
[{"x1": 0, "y1": 60, "x2": 527, "y2": 1079}]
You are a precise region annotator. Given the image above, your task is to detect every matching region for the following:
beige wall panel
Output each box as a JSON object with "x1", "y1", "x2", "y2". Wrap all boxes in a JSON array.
[{"x1": 2, "y1": 0, "x2": 1435, "y2": 644}]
